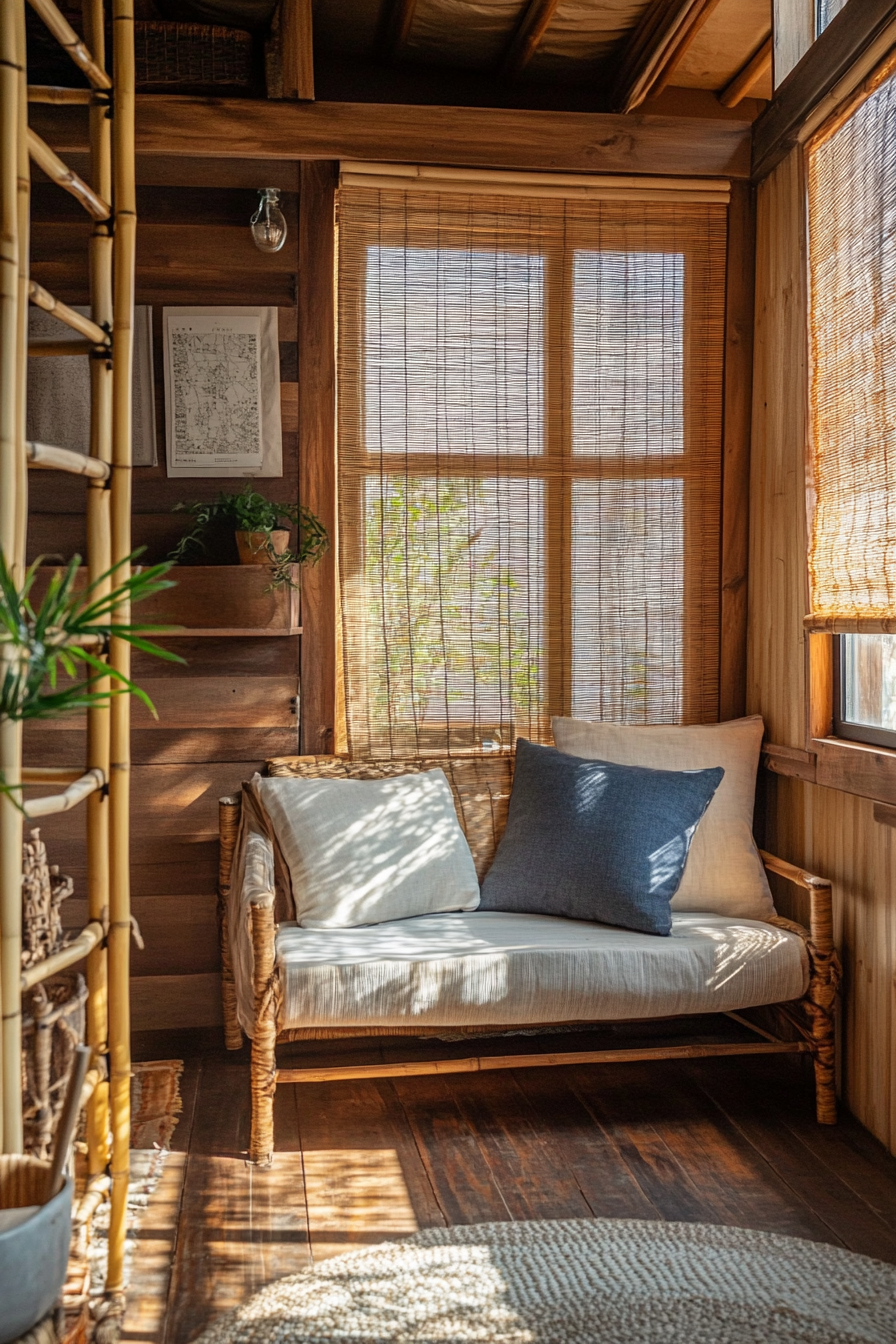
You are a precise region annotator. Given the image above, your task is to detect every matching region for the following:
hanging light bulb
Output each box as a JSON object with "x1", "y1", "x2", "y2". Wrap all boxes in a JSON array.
[{"x1": 250, "y1": 187, "x2": 287, "y2": 253}]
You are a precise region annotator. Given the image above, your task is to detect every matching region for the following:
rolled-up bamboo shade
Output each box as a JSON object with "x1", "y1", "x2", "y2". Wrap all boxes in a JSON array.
[
  {"x1": 337, "y1": 183, "x2": 727, "y2": 759},
  {"x1": 806, "y1": 56, "x2": 896, "y2": 632}
]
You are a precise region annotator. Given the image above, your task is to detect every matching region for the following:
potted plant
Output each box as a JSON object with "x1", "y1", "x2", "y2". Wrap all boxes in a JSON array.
[
  {"x1": 0, "y1": 552, "x2": 184, "y2": 798},
  {"x1": 169, "y1": 484, "x2": 329, "y2": 589}
]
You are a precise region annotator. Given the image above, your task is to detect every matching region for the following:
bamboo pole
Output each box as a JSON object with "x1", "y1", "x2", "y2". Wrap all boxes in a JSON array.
[
  {"x1": 83, "y1": 0, "x2": 113, "y2": 1186},
  {"x1": 22, "y1": 767, "x2": 104, "y2": 818},
  {"x1": 27, "y1": 85, "x2": 99, "y2": 105},
  {"x1": 0, "y1": 0, "x2": 24, "y2": 1158},
  {"x1": 26, "y1": 0, "x2": 112, "y2": 90},
  {"x1": 277, "y1": 1039, "x2": 813, "y2": 1085},
  {"x1": 27, "y1": 440, "x2": 110, "y2": 478},
  {"x1": 14, "y1": 0, "x2": 29, "y2": 581},
  {"x1": 27, "y1": 130, "x2": 110, "y2": 220},
  {"x1": 28, "y1": 337, "x2": 98, "y2": 355},
  {"x1": 106, "y1": 0, "x2": 136, "y2": 1297},
  {"x1": 20, "y1": 921, "x2": 104, "y2": 991},
  {"x1": 29, "y1": 280, "x2": 107, "y2": 343}
]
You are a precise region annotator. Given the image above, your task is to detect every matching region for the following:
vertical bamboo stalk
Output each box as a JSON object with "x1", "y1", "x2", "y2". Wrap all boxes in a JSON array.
[
  {"x1": 106, "y1": 0, "x2": 135, "y2": 1296},
  {"x1": 0, "y1": 0, "x2": 24, "y2": 1156},
  {"x1": 13, "y1": 0, "x2": 29, "y2": 574},
  {"x1": 83, "y1": 0, "x2": 112, "y2": 1180}
]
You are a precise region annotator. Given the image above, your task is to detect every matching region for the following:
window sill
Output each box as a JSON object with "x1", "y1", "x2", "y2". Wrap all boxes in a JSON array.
[{"x1": 763, "y1": 736, "x2": 896, "y2": 805}]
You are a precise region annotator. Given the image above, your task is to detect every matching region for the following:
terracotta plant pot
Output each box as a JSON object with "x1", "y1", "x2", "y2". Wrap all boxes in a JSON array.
[{"x1": 235, "y1": 529, "x2": 289, "y2": 565}]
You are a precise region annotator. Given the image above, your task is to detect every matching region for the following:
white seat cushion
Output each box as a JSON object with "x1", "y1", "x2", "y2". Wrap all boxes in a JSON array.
[{"x1": 275, "y1": 910, "x2": 808, "y2": 1031}]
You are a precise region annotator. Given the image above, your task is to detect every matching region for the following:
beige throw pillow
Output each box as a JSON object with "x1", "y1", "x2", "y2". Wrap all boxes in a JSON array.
[
  {"x1": 258, "y1": 768, "x2": 480, "y2": 928},
  {"x1": 550, "y1": 715, "x2": 774, "y2": 921}
]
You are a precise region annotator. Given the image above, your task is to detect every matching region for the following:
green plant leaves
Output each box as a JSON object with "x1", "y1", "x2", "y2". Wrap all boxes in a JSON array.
[
  {"x1": 0, "y1": 551, "x2": 185, "y2": 724},
  {"x1": 168, "y1": 483, "x2": 329, "y2": 585}
]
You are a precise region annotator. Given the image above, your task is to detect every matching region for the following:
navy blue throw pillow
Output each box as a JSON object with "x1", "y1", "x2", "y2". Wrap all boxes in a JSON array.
[{"x1": 479, "y1": 739, "x2": 724, "y2": 936}]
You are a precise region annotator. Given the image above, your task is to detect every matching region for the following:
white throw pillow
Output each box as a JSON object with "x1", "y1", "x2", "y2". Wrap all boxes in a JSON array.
[
  {"x1": 550, "y1": 715, "x2": 774, "y2": 920},
  {"x1": 258, "y1": 769, "x2": 480, "y2": 928}
]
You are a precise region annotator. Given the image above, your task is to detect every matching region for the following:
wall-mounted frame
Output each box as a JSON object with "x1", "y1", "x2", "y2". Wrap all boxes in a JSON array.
[{"x1": 163, "y1": 306, "x2": 283, "y2": 478}]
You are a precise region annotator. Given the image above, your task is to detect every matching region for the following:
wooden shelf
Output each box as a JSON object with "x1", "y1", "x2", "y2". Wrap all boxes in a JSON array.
[
  {"x1": 159, "y1": 626, "x2": 302, "y2": 638},
  {"x1": 141, "y1": 565, "x2": 301, "y2": 635},
  {"x1": 35, "y1": 564, "x2": 302, "y2": 638}
]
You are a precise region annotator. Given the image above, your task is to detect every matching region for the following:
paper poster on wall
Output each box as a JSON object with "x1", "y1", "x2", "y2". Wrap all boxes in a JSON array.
[
  {"x1": 162, "y1": 306, "x2": 282, "y2": 478},
  {"x1": 26, "y1": 305, "x2": 157, "y2": 466}
]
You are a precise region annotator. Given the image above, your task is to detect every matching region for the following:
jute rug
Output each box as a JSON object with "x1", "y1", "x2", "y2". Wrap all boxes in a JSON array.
[{"x1": 193, "y1": 1218, "x2": 896, "y2": 1344}]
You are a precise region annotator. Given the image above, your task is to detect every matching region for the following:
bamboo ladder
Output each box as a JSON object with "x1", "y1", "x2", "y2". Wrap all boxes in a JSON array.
[{"x1": 0, "y1": 0, "x2": 135, "y2": 1303}]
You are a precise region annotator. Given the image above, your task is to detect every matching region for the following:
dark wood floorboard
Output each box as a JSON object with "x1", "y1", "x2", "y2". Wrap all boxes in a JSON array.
[{"x1": 128, "y1": 1037, "x2": 896, "y2": 1343}]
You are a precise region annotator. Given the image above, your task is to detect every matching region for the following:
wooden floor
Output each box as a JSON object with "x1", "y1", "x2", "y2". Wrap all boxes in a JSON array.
[{"x1": 126, "y1": 1027, "x2": 896, "y2": 1344}]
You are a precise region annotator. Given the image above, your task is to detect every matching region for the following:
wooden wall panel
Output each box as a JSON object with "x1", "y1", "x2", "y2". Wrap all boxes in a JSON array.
[
  {"x1": 748, "y1": 145, "x2": 896, "y2": 1154},
  {"x1": 719, "y1": 179, "x2": 756, "y2": 721},
  {"x1": 298, "y1": 161, "x2": 338, "y2": 754},
  {"x1": 747, "y1": 146, "x2": 808, "y2": 748},
  {"x1": 24, "y1": 180, "x2": 302, "y2": 1033}
]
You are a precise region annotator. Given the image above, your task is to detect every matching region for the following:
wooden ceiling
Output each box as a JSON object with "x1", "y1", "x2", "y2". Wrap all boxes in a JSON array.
[{"x1": 313, "y1": 0, "x2": 773, "y2": 109}]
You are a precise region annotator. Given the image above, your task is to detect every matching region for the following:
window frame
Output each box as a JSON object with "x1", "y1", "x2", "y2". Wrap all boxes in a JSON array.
[
  {"x1": 335, "y1": 199, "x2": 727, "y2": 756},
  {"x1": 795, "y1": 54, "x2": 896, "y2": 804},
  {"x1": 832, "y1": 634, "x2": 896, "y2": 751}
]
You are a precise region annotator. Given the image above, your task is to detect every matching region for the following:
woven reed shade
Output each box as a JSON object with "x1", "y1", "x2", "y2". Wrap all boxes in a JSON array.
[
  {"x1": 337, "y1": 181, "x2": 727, "y2": 759},
  {"x1": 807, "y1": 56, "x2": 896, "y2": 634}
]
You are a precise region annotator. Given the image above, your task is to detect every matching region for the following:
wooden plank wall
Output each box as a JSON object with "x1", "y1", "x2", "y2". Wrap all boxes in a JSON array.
[
  {"x1": 748, "y1": 145, "x2": 896, "y2": 1155},
  {"x1": 24, "y1": 162, "x2": 304, "y2": 1032}
]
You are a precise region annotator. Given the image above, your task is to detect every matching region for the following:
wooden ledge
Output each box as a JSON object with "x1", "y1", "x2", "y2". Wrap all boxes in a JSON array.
[{"x1": 763, "y1": 735, "x2": 896, "y2": 808}]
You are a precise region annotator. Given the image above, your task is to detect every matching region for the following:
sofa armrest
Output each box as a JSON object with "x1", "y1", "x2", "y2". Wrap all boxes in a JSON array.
[{"x1": 760, "y1": 850, "x2": 834, "y2": 955}]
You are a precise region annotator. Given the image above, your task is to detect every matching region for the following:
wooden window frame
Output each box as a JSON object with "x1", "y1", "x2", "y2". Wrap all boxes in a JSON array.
[
  {"x1": 770, "y1": 54, "x2": 896, "y2": 806},
  {"x1": 298, "y1": 167, "x2": 753, "y2": 759},
  {"x1": 336, "y1": 196, "x2": 733, "y2": 752}
]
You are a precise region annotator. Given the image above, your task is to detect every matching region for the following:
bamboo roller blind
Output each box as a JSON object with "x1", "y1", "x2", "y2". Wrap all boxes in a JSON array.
[
  {"x1": 807, "y1": 56, "x2": 896, "y2": 633},
  {"x1": 337, "y1": 179, "x2": 728, "y2": 759}
]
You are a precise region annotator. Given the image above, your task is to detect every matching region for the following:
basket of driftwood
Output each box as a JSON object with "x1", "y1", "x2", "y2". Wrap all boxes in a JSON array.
[
  {"x1": 20, "y1": 830, "x2": 87, "y2": 1160},
  {"x1": 134, "y1": 21, "x2": 254, "y2": 91}
]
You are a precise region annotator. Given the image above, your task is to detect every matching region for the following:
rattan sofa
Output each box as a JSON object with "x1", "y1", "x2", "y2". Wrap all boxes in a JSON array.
[{"x1": 218, "y1": 754, "x2": 841, "y2": 1167}]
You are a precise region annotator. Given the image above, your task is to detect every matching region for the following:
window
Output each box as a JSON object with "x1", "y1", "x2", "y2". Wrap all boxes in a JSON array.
[
  {"x1": 337, "y1": 176, "x2": 728, "y2": 759},
  {"x1": 806, "y1": 55, "x2": 896, "y2": 751},
  {"x1": 835, "y1": 635, "x2": 896, "y2": 748}
]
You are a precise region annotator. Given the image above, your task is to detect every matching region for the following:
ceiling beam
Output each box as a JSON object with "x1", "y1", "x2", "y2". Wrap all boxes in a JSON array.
[
  {"x1": 30, "y1": 97, "x2": 753, "y2": 179},
  {"x1": 275, "y1": 0, "x2": 315, "y2": 101},
  {"x1": 613, "y1": 0, "x2": 726, "y2": 114},
  {"x1": 501, "y1": 0, "x2": 562, "y2": 79},
  {"x1": 380, "y1": 0, "x2": 418, "y2": 59},
  {"x1": 649, "y1": 0, "x2": 726, "y2": 99},
  {"x1": 752, "y1": 0, "x2": 896, "y2": 181},
  {"x1": 719, "y1": 34, "x2": 772, "y2": 108}
]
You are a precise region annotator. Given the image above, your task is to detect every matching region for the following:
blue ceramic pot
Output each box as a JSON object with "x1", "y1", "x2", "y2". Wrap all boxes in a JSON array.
[{"x1": 0, "y1": 1175, "x2": 73, "y2": 1344}]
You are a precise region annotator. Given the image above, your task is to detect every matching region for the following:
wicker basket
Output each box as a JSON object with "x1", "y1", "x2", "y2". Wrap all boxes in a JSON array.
[
  {"x1": 134, "y1": 21, "x2": 254, "y2": 91},
  {"x1": 21, "y1": 973, "x2": 87, "y2": 1161}
]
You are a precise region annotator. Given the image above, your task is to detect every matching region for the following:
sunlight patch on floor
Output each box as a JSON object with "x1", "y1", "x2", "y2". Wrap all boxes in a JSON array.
[{"x1": 303, "y1": 1148, "x2": 420, "y2": 1261}]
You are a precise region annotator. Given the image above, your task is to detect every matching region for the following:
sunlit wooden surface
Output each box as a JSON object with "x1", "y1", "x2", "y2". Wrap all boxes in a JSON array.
[{"x1": 125, "y1": 1033, "x2": 896, "y2": 1343}]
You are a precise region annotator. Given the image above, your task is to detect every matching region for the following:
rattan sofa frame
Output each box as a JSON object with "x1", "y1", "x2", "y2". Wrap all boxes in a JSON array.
[{"x1": 217, "y1": 755, "x2": 841, "y2": 1168}]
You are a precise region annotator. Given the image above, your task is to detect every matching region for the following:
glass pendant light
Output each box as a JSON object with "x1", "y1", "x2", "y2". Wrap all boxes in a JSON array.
[{"x1": 250, "y1": 188, "x2": 287, "y2": 253}]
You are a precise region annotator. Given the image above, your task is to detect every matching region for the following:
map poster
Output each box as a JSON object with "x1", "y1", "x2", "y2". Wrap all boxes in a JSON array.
[{"x1": 163, "y1": 306, "x2": 283, "y2": 478}]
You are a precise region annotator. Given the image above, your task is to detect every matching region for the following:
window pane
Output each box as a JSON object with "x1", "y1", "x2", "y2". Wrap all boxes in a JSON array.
[
  {"x1": 816, "y1": 0, "x2": 847, "y2": 33},
  {"x1": 841, "y1": 634, "x2": 896, "y2": 732},
  {"x1": 342, "y1": 475, "x2": 545, "y2": 754},
  {"x1": 573, "y1": 250, "x2": 684, "y2": 456},
  {"x1": 571, "y1": 478, "x2": 684, "y2": 722},
  {"x1": 364, "y1": 245, "x2": 544, "y2": 456}
]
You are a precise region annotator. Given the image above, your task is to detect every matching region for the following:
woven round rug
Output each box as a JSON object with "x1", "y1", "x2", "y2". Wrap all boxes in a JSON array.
[{"x1": 194, "y1": 1218, "x2": 896, "y2": 1344}]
